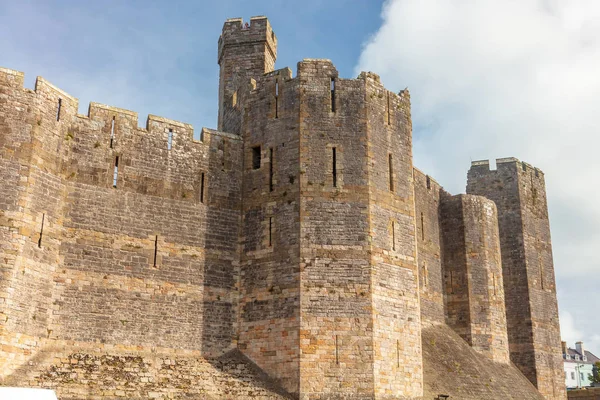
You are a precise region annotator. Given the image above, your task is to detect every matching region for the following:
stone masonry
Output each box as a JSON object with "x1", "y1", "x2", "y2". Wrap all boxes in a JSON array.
[{"x1": 0, "y1": 15, "x2": 565, "y2": 400}]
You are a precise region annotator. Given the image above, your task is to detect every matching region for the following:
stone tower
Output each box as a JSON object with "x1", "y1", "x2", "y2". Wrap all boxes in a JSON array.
[
  {"x1": 217, "y1": 16, "x2": 277, "y2": 134},
  {"x1": 467, "y1": 158, "x2": 566, "y2": 399}
]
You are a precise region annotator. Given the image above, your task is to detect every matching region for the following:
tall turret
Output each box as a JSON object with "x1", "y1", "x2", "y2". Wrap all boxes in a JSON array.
[
  {"x1": 467, "y1": 158, "x2": 566, "y2": 400},
  {"x1": 217, "y1": 16, "x2": 277, "y2": 134}
]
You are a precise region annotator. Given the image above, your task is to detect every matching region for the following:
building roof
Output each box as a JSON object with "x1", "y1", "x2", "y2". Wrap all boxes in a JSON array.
[{"x1": 565, "y1": 348, "x2": 600, "y2": 364}]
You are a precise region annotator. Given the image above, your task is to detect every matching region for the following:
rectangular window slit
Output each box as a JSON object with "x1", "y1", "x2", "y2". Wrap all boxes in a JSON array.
[
  {"x1": 252, "y1": 146, "x2": 261, "y2": 169},
  {"x1": 449, "y1": 271, "x2": 454, "y2": 294},
  {"x1": 110, "y1": 116, "x2": 115, "y2": 148},
  {"x1": 389, "y1": 154, "x2": 394, "y2": 192},
  {"x1": 332, "y1": 147, "x2": 337, "y2": 187},
  {"x1": 492, "y1": 273, "x2": 497, "y2": 295},
  {"x1": 113, "y1": 156, "x2": 119, "y2": 188},
  {"x1": 397, "y1": 340, "x2": 400, "y2": 368},
  {"x1": 426, "y1": 175, "x2": 431, "y2": 189},
  {"x1": 200, "y1": 172, "x2": 205, "y2": 203},
  {"x1": 56, "y1": 99, "x2": 62, "y2": 121},
  {"x1": 168, "y1": 129, "x2": 173, "y2": 150},
  {"x1": 387, "y1": 92, "x2": 391, "y2": 125},
  {"x1": 275, "y1": 80, "x2": 279, "y2": 119},
  {"x1": 540, "y1": 261, "x2": 544, "y2": 290},
  {"x1": 392, "y1": 221, "x2": 396, "y2": 251},
  {"x1": 420, "y1": 212, "x2": 425, "y2": 241},
  {"x1": 153, "y1": 235, "x2": 158, "y2": 267},
  {"x1": 330, "y1": 78, "x2": 336, "y2": 113},
  {"x1": 268, "y1": 217, "x2": 273, "y2": 247},
  {"x1": 269, "y1": 148, "x2": 274, "y2": 192},
  {"x1": 38, "y1": 213, "x2": 45, "y2": 248},
  {"x1": 423, "y1": 263, "x2": 428, "y2": 287},
  {"x1": 335, "y1": 335, "x2": 339, "y2": 364}
]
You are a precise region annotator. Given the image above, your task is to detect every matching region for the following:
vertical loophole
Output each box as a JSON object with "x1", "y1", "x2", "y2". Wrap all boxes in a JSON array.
[
  {"x1": 110, "y1": 116, "x2": 115, "y2": 148},
  {"x1": 38, "y1": 213, "x2": 45, "y2": 248},
  {"x1": 420, "y1": 212, "x2": 425, "y2": 241},
  {"x1": 153, "y1": 235, "x2": 158, "y2": 267},
  {"x1": 423, "y1": 263, "x2": 428, "y2": 287},
  {"x1": 426, "y1": 175, "x2": 431, "y2": 189},
  {"x1": 330, "y1": 78, "x2": 336, "y2": 113},
  {"x1": 113, "y1": 156, "x2": 119, "y2": 188},
  {"x1": 168, "y1": 129, "x2": 173, "y2": 150},
  {"x1": 56, "y1": 99, "x2": 62, "y2": 121},
  {"x1": 449, "y1": 271, "x2": 454, "y2": 294},
  {"x1": 540, "y1": 261, "x2": 544, "y2": 290},
  {"x1": 397, "y1": 340, "x2": 400, "y2": 368},
  {"x1": 391, "y1": 221, "x2": 396, "y2": 251},
  {"x1": 200, "y1": 172, "x2": 205, "y2": 204},
  {"x1": 275, "y1": 80, "x2": 279, "y2": 119},
  {"x1": 269, "y1": 148, "x2": 274, "y2": 192},
  {"x1": 493, "y1": 273, "x2": 497, "y2": 296},
  {"x1": 388, "y1": 154, "x2": 394, "y2": 192},
  {"x1": 335, "y1": 335, "x2": 339, "y2": 364},
  {"x1": 332, "y1": 147, "x2": 337, "y2": 187},
  {"x1": 252, "y1": 146, "x2": 261, "y2": 169},
  {"x1": 268, "y1": 216, "x2": 273, "y2": 247}
]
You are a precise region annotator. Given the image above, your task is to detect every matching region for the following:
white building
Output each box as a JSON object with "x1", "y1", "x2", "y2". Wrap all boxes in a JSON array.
[{"x1": 563, "y1": 341, "x2": 599, "y2": 389}]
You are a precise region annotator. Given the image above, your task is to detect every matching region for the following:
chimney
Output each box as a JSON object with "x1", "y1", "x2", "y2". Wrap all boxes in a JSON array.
[
  {"x1": 576, "y1": 341, "x2": 585, "y2": 358},
  {"x1": 562, "y1": 341, "x2": 567, "y2": 355}
]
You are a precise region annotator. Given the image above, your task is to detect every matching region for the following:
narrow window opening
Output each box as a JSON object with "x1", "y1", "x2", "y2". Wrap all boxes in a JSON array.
[
  {"x1": 38, "y1": 213, "x2": 45, "y2": 248},
  {"x1": 449, "y1": 271, "x2": 454, "y2": 294},
  {"x1": 423, "y1": 263, "x2": 428, "y2": 287},
  {"x1": 388, "y1": 154, "x2": 394, "y2": 192},
  {"x1": 330, "y1": 78, "x2": 336, "y2": 113},
  {"x1": 56, "y1": 99, "x2": 62, "y2": 121},
  {"x1": 492, "y1": 273, "x2": 497, "y2": 295},
  {"x1": 540, "y1": 262, "x2": 544, "y2": 290},
  {"x1": 426, "y1": 175, "x2": 431, "y2": 189},
  {"x1": 269, "y1": 148, "x2": 274, "y2": 192},
  {"x1": 113, "y1": 156, "x2": 119, "y2": 188},
  {"x1": 387, "y1": 92, "x2": 391, "y2": 125},
  {"x1": 232, "y1": 90, "x2": 237, "y2": 107},
  {"x1": 274, "y1": 80, "x2": 279, "y2": 119},
  {"x1": 252, "y1": 146, "x2": 261, "y2": 169},
  {"x1": 335, "y1": 335, "x2": 339, "y2": 365},
  {"x1": 110, "y1": 116, "x2": 115, "y2": 148},
  {"x1": 420, "y1": 212, "x2": 425, "y2": 241},
  {"x1": 332, "y1": 147, "x2": 337, "y2": 187},
  {"x1": 153, "y1": 235, "x2": 158, "y2": 267},
  {"x1": 168, "y1": 129, "x2": 173, "y2": 150},
  {"x1": 268, "y1": 216, "x2": 273, "y2": 247},
  {"x1": 397, "y1": 340, "x2": 400, "y2": 368},
  {"x1": 200, "y1": 172, "x2": 205, "y2": 203},
  {"x1": 391, "y1": 221, "x2": 396, "y2": 251}
]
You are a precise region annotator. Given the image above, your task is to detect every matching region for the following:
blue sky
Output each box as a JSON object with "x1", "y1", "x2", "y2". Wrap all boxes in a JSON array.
[{"x1": 2, "y1": 0, "x2": 599, "y2": 358}]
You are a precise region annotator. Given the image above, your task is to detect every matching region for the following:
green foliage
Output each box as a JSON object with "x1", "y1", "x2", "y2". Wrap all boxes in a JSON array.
[{"x1": 588, "y1": 361, "x2": 600, "y2": 383}]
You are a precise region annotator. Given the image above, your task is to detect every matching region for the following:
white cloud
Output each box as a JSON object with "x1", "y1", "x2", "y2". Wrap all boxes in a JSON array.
[{"x1": 357, "y1": 0, "x2": 600, "y2": 353}]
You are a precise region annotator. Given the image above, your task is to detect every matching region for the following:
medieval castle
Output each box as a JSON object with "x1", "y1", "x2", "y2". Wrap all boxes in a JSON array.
[{"x1": 0, "y1": 16, "x2": 565, "y2": 400}]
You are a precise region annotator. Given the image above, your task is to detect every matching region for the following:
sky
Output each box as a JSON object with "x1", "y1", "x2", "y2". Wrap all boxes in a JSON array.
[{"x1": 1, "y1": 0, "x2": 597, "y2": 356}]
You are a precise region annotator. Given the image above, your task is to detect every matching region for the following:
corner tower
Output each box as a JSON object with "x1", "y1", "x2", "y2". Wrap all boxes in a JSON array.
[
  {"x1": 217, "y1": 16, "x2": 277, "y2": 134},
  {"x1": 467, "y1": 158, "x2": 566, "y2": 400}
]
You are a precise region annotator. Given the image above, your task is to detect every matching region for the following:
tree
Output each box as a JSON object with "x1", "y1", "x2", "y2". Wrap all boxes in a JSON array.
[{"x1": 588, "y1": 362, "x2": 600, "y2": 384}]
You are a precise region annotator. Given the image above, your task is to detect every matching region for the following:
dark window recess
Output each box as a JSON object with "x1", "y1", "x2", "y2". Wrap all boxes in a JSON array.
[
  {"x1": 330, "y1": 78, "x2": 336, "y2": 113},
  {"x1": 335, "y1": 334, "x2": 339, "y2": 364},
  {"x1": 38, "y1": 213, "x2": 45, "y2": 248},
  {"x1": 200, "y1": 172, "x2": 205, "y2": 203},
  {"x1": 391, "y1": 221, "x2": 396, "y2": 251},
  {"x1": 449, "y1": 271, "x2": 454, "y2": 294},
  {"x1": 420, "y1": 212, "x2": 425, "y2": 241},
  {"x1": 269, "y1": 148, "x2": 274, "y2": 192},
  {"x1": 252, "y1": 146, "x2": 261, "y2": 169},
  {"x1": 110, "y1": 116, "x2": 115, "y2": 148},
  {"x1": 389, "y1": 154, "x2": 394, "y2": 192},
  {"x1": 268, "y1": 216, "x2": 273, "y2": 247},
  {"x1": 275, "y1": 80, "x2": 279, "y2": 119},
  {"x1": 56, "y1": 98, "x2": 62, "y2": 121},
  {"x1": 426, "y1": 175, "x2": 431, "y2": 189},
  {"x1": 168, "y1": 129, "x2": 173, "y2": 150},
  {"x1": 332, "y1": 147, "x2": 337, "y2": 187},
  {"x1": 153, "y1": 235, "x2": 158, "y2": 267},
  {"x1": 113, "y1": 156, "x2": 119, "y2": 188},
  {"x1": 540, "y1": 263, "x2": 544, "y2": 290}
]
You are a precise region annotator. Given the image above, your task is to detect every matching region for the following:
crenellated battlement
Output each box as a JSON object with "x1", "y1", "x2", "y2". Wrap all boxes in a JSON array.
[{"x1": 471, "y1": 157, "x2": 544, "y2": 176}]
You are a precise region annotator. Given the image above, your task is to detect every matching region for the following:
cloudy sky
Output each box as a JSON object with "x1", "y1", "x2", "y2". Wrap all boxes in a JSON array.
[{"x1": 1, "y1": 0, "x2": 597, "y2": 354}]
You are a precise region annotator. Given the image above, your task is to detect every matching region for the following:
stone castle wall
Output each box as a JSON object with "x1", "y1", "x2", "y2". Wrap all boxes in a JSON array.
[{"x1": 0, "y1": 15, "x2": 567, "y2": 400}]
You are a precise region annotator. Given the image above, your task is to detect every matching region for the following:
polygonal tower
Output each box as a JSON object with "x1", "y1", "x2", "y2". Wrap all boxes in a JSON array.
[
  {"x1": 467, "y1": 158, "x2": 566, "y2": 400},
  {"x1": 217, "y1": 16, "x2": 277, "y2": 134}
]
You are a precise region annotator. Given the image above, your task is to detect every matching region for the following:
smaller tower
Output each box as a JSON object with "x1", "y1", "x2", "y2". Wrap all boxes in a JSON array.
[{"x1": 217, "y1": 16, "x2": 277, "y2": 134}]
